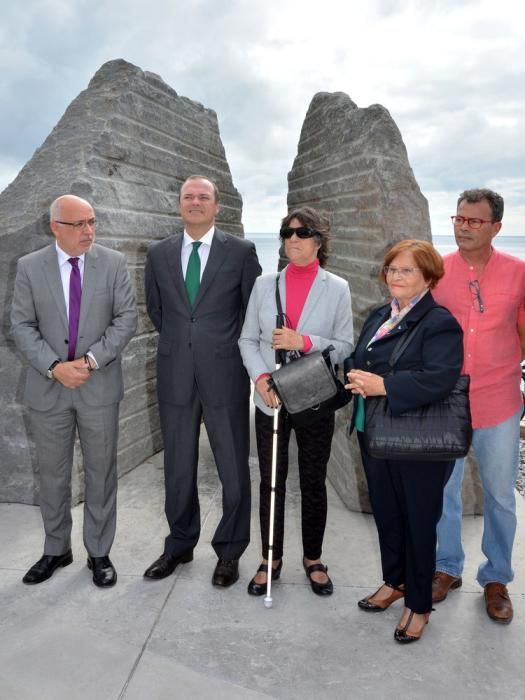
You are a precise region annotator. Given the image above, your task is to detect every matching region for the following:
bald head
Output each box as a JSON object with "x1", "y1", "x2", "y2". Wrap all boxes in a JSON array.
[
  {"x1": 50, "y1": 194, "x2": 93, "y2": 221},
  {"x1": 49, "y1": 194, "x2": 96, "y2": 257}
]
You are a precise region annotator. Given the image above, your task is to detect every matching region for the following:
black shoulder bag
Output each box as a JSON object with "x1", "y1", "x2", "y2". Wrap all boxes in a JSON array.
[
  {"x1": 267, "y1": 275, "x2": 351, "y2": 427},
  {"x1": 364, "y1": 307, "x2": 472, "y2": 461}
]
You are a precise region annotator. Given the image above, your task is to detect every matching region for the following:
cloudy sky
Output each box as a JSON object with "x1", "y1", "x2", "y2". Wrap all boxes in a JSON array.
[{"x1": 1, "y1": 0, "x2": 523, "y2": 234}]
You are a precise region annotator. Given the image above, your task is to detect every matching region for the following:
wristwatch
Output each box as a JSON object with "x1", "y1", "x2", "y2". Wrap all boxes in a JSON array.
[{"x1": 46, "y1": 360, "x2": 60, "y2": 379}]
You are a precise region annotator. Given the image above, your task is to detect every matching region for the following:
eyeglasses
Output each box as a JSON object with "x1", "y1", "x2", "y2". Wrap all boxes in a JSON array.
[
  {"x1": 54, "y1": 218, "x2": 97, "y2": 229},
  {"x1": 469, "y1": 279, "x2": 484, "y2": 313},
  {"x1": 279, "y1": 226, "x2": 319, "y2": 239},
  {"x1": 451, "y1": 215, "x2": 494, "y2": 229},
  {"x1": 383, "y1": 266, "x2": 420, "y2": 278}
]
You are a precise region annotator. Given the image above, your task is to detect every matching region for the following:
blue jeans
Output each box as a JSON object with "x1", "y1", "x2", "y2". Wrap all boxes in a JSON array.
[{"x1": 436, "y1": 408, "x2": 521, "y2": 587}]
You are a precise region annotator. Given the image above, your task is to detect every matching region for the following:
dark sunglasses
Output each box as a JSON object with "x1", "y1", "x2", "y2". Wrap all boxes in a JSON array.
[{"x1": 279, "y1": 226, "x2": 319, "y2": 239}]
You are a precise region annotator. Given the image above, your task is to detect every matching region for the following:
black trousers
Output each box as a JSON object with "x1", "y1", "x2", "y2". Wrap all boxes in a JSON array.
[
  {"x1": 358, "y1": 432, "x2": 453, "y2": 613},
  {"x1": 255, "y1": 408, "x2": 335, "y2": 561}
]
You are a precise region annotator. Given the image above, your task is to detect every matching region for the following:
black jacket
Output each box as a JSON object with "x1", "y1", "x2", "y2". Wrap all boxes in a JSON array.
[{"x1": 349, "y1": 292, "x2": 463, "y2": 422}]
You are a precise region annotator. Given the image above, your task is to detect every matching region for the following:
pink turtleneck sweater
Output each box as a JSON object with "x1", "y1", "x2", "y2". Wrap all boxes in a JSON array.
[
  {"x1": 256, "y1": 260, "x2": 319, "y2": 384},
  {"x1": 284, "y1": 259, "x2": 319, "y2": 350}
]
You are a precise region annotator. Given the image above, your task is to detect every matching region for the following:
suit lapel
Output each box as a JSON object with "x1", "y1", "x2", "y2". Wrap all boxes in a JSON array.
[
  {"x1": 296, "y1": 267, "x2": 326, "y2": 331},
  {"x1": 368, "y1": 291, "x2": 436, "y2": 346},
  {"x1": 42, "y1": 246, "x2": 68, "y2": 332},
  {"x1": 78, "y1": 245, "x2": 98, "y2": 333},
  {"x1": 360, "y1": 305, "x2": 390, "y2": 348},
  {"x1": 167, "y1": 233, "x2": 188, "y2": 307}
]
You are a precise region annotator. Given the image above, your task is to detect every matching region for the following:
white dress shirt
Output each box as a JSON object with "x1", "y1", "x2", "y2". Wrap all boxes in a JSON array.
[
  {"x1": 56, "y1": 243, "x2": 85, "y2": 317},
  {"x1": 181, "y1": 227, "x2": 215, "y2": 280},
  {"x1": 55, "y1": 243, "x2": 98, "y2": 367}
]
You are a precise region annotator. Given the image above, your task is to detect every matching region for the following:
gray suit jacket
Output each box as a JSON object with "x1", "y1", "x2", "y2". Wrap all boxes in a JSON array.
[
  {"x1": 145, "y1": 228, "x2": 262, "y2": 408},
  {"x1": 11, "y1": 243, "x2": 137, "y2": 410},
  {"x1": 238, "y1": 266, "x2": 354, "y2": 415}
]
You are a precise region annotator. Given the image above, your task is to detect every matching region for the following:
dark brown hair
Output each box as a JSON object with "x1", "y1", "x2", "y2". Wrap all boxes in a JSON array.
[{"x1": 280, "y1": 206, "x2": 331, "y2": 267}]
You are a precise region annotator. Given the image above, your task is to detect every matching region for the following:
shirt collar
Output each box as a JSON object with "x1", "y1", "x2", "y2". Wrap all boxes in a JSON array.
[
  {"x1": 183, "y1": 226, "x2": 215, "y2": 248},
  {"x1": 390, "y1": 287, "x2": 429, "y2": 318},
  {"x1": 55, "y1": 242, "x2": 85, "y2": 266}
]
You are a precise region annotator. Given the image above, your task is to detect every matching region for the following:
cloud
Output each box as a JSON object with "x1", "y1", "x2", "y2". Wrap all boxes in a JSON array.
[{"x1": 1, "y1": 0, "x2": 524, "y2": 234}]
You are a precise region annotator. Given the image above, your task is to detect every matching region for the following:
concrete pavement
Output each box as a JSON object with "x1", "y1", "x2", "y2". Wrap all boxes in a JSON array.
[{"x1": 1, "y1": 427, "x2": 524, "y2": 700}]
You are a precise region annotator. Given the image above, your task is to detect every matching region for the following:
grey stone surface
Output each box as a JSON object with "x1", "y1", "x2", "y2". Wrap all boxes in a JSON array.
[
  {"x1": 286, "y1": 91, "x2": 481, "y2": 513},
  {"x1": 0, "y1": 431, "x2": 523, "y2": 700},
  {"x1": 0, "y1": 58, "x2": 243, "y2": 505}
]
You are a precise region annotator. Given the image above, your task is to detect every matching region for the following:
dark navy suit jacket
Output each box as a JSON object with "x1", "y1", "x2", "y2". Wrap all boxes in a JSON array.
[{"x1": 350, "y1": 291, "x2": 464, "y2": 421}]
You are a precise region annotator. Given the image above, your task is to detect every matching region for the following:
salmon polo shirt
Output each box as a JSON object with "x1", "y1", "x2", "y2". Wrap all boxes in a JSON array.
[{"x1": 433, "y1": 249, "x2": 525, "y2": 429}]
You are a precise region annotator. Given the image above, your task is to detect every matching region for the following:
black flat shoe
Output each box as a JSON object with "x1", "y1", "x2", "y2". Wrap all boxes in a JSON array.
[
  {"x1": 143, "y1": 551, "x2": 194, "y2": 580},
  {"x1": 212, "y1": 559, "x2": 239, "y2": 587},
  {"x1": 22, "y1": 550, "x2": 73, "y2": 585},
  {"x1": 87, "y1": 556, "x2": 117, "y2": 587},
  {"x1": 358, "y1": 582, "x2": 405, "y2": 612},
  {"x1": 303, "y1": 559, "x2": 333, "y2": 596},
  {"x1": 247, "y1": 560, "x2": 283, "y2": 596}
]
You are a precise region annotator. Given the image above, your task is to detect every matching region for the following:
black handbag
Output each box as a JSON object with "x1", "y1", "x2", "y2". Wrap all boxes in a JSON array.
[
  {"x1": 267, "y1": 275, "x2": 350, "y2": 427},
  {"x1": 363, "y1": 307, "x2": 472, "y2": 461}
]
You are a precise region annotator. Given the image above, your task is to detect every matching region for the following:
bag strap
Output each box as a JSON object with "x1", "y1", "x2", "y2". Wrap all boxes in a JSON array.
[
  {"x1": 388, "y1": 304, "x2": 448, "y2": 371},
  {"x1": 274, "y1": 274, "x2": 294, "y2": 365},
  {"x1": 274, "y1": 273, "x2": 334, "y2": 367}
]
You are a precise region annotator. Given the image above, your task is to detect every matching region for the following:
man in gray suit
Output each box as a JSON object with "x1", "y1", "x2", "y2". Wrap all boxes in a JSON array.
[
  {"x1": 11, "y1": 194, "x2": 137, "y2": 587},
  {"x1": 144, "y1": 175, "x2": 261, "y2": 586}
]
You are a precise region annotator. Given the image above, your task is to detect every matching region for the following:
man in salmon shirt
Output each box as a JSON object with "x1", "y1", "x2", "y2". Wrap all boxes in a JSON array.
[{"x1": 432, "y1": 188, "x2": 525, "y2": 624}]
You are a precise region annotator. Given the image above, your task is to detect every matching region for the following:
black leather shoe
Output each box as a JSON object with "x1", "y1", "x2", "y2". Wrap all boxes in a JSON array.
[
  {"x1": 212, "y1": 559, "x2": 239, "y2": 587},
  {"x1": 358, "y1": 582, "x2": 404, "y2": 612},
  {"x1": 87, "y1": 556, "x2": 117, "y2": 587},
  {"x1": 303, "y1": 559, "x2": 333, "y2": 596},
  {"x1": 247, "y1": 560, "x2": 283, "y2": 596},
  {"x1": 22, "y1": 550, "x2": 73, "y2": 585},
  {"x1": 143, "y1": 551, "x2": 194, "y2": 580}
]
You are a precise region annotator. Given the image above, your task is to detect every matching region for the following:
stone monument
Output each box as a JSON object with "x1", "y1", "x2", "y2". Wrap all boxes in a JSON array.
[
  {"x1": 0, "y1": 59, "x2": 243, "y2": 505},
  {"x1": 286, "y1": 91, "x2": 482, "y2": 513}
]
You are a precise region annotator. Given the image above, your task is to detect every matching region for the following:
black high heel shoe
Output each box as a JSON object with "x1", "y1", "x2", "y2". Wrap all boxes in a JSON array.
[
  {"x1": 247, "y1": 560, "x2": 283, "y2": 596},
  {"x1": 358, "y1": 582, "x2": 404, "y2": 612},
  {"x1": 303, "y1": 559, "x2": 333, "y2": 596},
  {"x1": 394, "y1": 609, "x2": 431, "y2": 644}
]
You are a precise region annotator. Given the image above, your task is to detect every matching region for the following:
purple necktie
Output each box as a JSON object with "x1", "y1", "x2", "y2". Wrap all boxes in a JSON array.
[{"x1": 68, "y1": 257, "x2": 81, "y2": 360}]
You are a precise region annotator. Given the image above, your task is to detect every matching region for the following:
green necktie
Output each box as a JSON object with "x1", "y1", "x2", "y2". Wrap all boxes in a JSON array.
[{"x1": 185, "y1": 241, "x2": 202, "y2": 305}]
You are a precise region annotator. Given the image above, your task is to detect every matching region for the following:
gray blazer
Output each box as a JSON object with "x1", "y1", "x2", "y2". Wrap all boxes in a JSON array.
[
  {"x1": 238, "y1": 266, "x2": 354, "y2": 415},
  {"x1": 11, "y1": 243, "x2": 137, "y2": 411}
]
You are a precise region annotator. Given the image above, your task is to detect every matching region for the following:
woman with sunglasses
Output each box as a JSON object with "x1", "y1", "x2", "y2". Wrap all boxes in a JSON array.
[
  {"x1": 346, "y1": 239, "x2": 463, "y2": 643},
  {"x1": 239, "y1": 207, "x2": 353, "y2": 597}
]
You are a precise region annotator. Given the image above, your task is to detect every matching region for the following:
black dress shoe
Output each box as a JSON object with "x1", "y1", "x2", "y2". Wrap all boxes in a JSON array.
[
  {"x1": 87, "y1": 556, "x2": 117, "y2": 587},
  {"x1": 247, "y1": 560, "x2": 283, "y2": 596},
  {"x1": 22, "y1": 550, "x2": 73, "y2": 585},
  {"x1": 143, "y1": 551, "x2": 194, "y2": 580},
  {"x1": 303, "y1": 559, "x2": 333, "y2": 596},
  {"x1": 212, "y1": 559, "x2": 239, "y2": 587}
]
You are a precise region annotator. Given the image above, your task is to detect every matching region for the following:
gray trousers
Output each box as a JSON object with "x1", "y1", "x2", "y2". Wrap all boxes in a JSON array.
[{"x1": 30, "y1": 387, "x2": 119, "y2": 557}]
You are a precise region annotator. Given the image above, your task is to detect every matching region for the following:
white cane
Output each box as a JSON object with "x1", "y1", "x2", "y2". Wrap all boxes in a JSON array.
[{"x1": 264, "y1": 370, "x2": 280, "y2": 609}]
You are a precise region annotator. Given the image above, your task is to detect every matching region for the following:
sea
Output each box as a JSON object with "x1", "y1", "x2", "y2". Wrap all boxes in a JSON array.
[{"x1": 246, "y1": 233, "x2": 525, "y2": 275}]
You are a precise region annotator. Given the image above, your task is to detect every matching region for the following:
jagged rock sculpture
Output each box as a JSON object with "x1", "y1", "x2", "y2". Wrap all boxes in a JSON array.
[
  {"x1": 287, "y1": 92, "x2": 482, "y2": 513},
  {"x1": 0, "y1": 59, "x2": 243, "y2": 504}
]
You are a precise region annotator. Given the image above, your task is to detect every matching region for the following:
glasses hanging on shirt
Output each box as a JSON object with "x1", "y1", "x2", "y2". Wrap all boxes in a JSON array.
[{"x1": 469, "y1": 280, "x2": 484, "y2": 313}]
